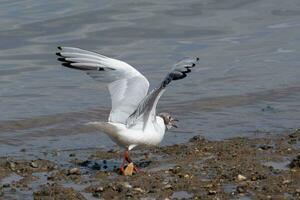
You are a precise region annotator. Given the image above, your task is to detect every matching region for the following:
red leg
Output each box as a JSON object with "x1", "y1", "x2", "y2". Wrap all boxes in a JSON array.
[
  {"x1": 119, "y1": 150, "x2": 140, "y2": 174},
  {"x1": 125, "y1": 150, "x2": 140, "y2": 172},
  {"x1": 119, "y1": 150, "x2": 128, "y2": 174}
]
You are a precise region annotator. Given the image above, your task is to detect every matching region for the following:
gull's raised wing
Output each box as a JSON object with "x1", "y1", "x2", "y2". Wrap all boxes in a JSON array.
[
  {"x1": 126, "y1": 57, "x2": 199, "y2": 129},
  {"x1": 56, "y1": 47, "x2": 149, "y2": 124}
]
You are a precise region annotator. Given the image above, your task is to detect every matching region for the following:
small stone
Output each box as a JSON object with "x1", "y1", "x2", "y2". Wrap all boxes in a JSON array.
[
  {"x1": 236, "y1": 185, "x2": 246, "y2": 193},
  {"x1": 184, "y1": 174, "x2": 190, "y2": 178},
  {"x1": 289, "y1": 155, "x2": 300, "y2": 168},
  {"x1": 164, "y1": 184, "x2": 172, "y2": 189},
  {"x1": 93, "y1": 192, "x2": 101, "y2": 198},
  {"x1": 68, "y1": 167, "x2": 80, "y2": 175},
  {"x1": 10, "y1": 186, "x2": 16, "y2": 192},
  {"x1": 95, "y1": 186, "x2": 104, "y2": 192},
  {"x1": 169, "y1": 165, "x2": 182, "y2": 174},
  {"x1": 3, "y1": 183, "x2": 10, "y2": 188},
  {"x1": 30, "y1": 161, "x2": 38, "y2": 168},
  {"x1": 134, "y1": 187, "x2": 145, "y2": 193},
  {"x1": 122, "y1": 182, "x2": 132, "y2": 189},
  {"x1": 69, "y1": 153, "x2": 76, "y2": 157},
  {"x1": 282, "y1": 179, "x2": 291, "y2": 184},
  {"x1": 237, "y1": 174, "x2": 247, "y2": 181},
  {"x1": 208, "y1": 190, "x2": 217, "y2": 195},
  {"x1": 204, "y1": 184, "x2": 213, "y2": 188},
  {"x1": 7, "y1": 161, "x2": 16, "y2": 171},
  {"x1": 52, "y1": 150, "x2": 60, "y2": 156}
]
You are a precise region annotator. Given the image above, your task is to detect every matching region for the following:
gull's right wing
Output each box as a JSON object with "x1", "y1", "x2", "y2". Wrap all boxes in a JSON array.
[{"x1": 56, "y1": 47, "x2": 149, "y2": 124}]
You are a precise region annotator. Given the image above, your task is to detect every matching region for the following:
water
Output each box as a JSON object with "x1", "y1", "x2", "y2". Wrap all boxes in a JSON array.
[{"x1": 1, "y1": 0, "x2": 300, "y2": 156}]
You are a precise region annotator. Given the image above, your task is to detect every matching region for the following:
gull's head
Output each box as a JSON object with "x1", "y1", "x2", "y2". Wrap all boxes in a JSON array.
[{"x1": 158, "y1": 112, "x2": 178, "y2": 130}]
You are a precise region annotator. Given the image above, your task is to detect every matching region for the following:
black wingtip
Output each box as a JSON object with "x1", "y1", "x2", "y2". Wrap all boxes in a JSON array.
[
  {"x1": 196, "y1": 57, "x2": 200, "y2": 61},
  {"x1": 57, "y1": 57, "x2": 66, "y2": 62},
  {"x1": 56, "y1": 52, "x2": 62, "y2": 57},
  {"x1": 57, "y1": 46, "x2": 62, "y2": 50}
]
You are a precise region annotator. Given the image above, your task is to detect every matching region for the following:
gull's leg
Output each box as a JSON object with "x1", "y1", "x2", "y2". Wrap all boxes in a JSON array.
[
  {"x1": 125, "y1": 150, "x2": 140, "y2": 173},
  {"x1": 119, "y1": 150, "x2": 129, "y2": 174}
]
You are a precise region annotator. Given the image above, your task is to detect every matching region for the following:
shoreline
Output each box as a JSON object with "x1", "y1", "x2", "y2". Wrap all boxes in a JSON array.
[{"x1": 0, "y1": 130, "x2": 299, "y2": 199}]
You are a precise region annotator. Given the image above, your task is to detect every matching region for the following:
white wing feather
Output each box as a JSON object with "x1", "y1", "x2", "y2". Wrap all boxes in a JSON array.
[{"x1": 56, "y1": 47, "x2": 149, "y2": 124}]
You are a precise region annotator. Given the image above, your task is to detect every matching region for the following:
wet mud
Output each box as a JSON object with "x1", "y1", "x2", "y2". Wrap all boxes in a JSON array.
[{"x1": 1, "y1": 129, "x2": 300, "y2": 199}]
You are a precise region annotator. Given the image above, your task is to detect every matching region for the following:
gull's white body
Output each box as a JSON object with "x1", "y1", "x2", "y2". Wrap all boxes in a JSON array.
[
  {"x1": 89, "y1": 116, "x2": 165, "y2": 150},
  {"x1": 56, "y1": 46, "x2": 198, "y2": 153}
]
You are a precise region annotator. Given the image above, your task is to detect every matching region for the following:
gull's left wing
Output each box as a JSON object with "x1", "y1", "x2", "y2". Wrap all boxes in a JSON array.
[{"x1": 126, "y1": 57, "x2": 199, "y2": 129}]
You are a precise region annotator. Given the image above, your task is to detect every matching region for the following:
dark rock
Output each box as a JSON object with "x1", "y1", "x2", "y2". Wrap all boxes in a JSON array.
[
  {"x1": 258, "y1": 145, "x2": 273, "y2": 150},
  {"x1": 189, "y1": 135, "x2": 205, "y2": 142},
  {"x1": 289, "y1": 155, "x2": 300, "y2": 168}
]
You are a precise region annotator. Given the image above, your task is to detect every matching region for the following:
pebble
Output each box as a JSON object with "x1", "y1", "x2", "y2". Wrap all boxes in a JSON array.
[
  {"x1": 3, "y1": 183, "x2": 10, "y2": 188},
  {"x1": 134, "y1": 187, "x2": 145, "y2": 193},
  {"x1": 164, "y1": 184, "x2": 173, "y2": 189},
  {"x1": 169, "y1": 165, "x2": 182, "y2": 174},
  {"x1": 69, "y1": 153, "x2": 76, "y2": 157},
  {"x1": 237, "y1": 174, "x2": 247, "y2": 181},
  {"x1": 10, "y1": 186, "x2": 16, "y2": 192},
  {"x1": 95, "y1": 186, "x2": 104, "y2": 192},
  {"x1": 7, "y1": 161, "x2": 16, "y2": 171},
  {"x1": 289, "y1": 155, "x2": 300, "y2": 168},
  {"x1": 282, "y1": 179, "x2": 291, "y2": 184},
  {"x1": 93, "y1": 192, "x2": 101, "y2": 198},
  {"x1": 236, "y1": 185, "x2": 246, "y2": 193},
  {"x1": 208, "y1": 190, "x2": 217, "y2": 195},
  {"x1": 30, "y1": 161, "x2": 38, "y2": 168},
  {"x1": 122, "y1": 182, "x2": 132, "y2": 189},
  {"x1": 68, "y1": 167, "x2": 80, "y2": 175},
  {"x1": 184, "y1": 174, "x2": 190, "y2": 178}
]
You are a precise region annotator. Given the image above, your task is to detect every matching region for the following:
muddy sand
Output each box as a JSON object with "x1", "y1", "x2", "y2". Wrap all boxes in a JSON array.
[{"x1": 1, "y1": 129, "x2": 300, "y2": 199}]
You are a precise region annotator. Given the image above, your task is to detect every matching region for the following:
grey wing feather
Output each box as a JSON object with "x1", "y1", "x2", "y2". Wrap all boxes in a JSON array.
[{"x1": 126, "y1": 57, "x2": 199, "y2": 128}]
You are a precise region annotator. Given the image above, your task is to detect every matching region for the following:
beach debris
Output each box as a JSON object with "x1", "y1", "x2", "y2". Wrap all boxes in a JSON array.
[
  {"x1": 67, "y1": 167, "x2": 80, "y2": 175},
  {"x1": 237, "y1": 174, "x2": 247, "y2": 181},
  {"x1": 123, "y1": 163, "x2": 134, "y2": 176}
]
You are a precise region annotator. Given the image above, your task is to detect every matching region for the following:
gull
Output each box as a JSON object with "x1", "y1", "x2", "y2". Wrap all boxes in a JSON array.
[{"x1": 56, "y1": 47, "x2": 198, "y2": 174}]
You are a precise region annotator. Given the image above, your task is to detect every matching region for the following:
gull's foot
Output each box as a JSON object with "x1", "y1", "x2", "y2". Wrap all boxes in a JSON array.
[{"x1": 119, "y1": 162, "x2": 139, "y2": 176}]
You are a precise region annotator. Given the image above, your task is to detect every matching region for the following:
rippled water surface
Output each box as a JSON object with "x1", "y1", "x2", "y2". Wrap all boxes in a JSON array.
[{"x1": 1, "y1": 0, "x2": 300, "y2": 155}]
